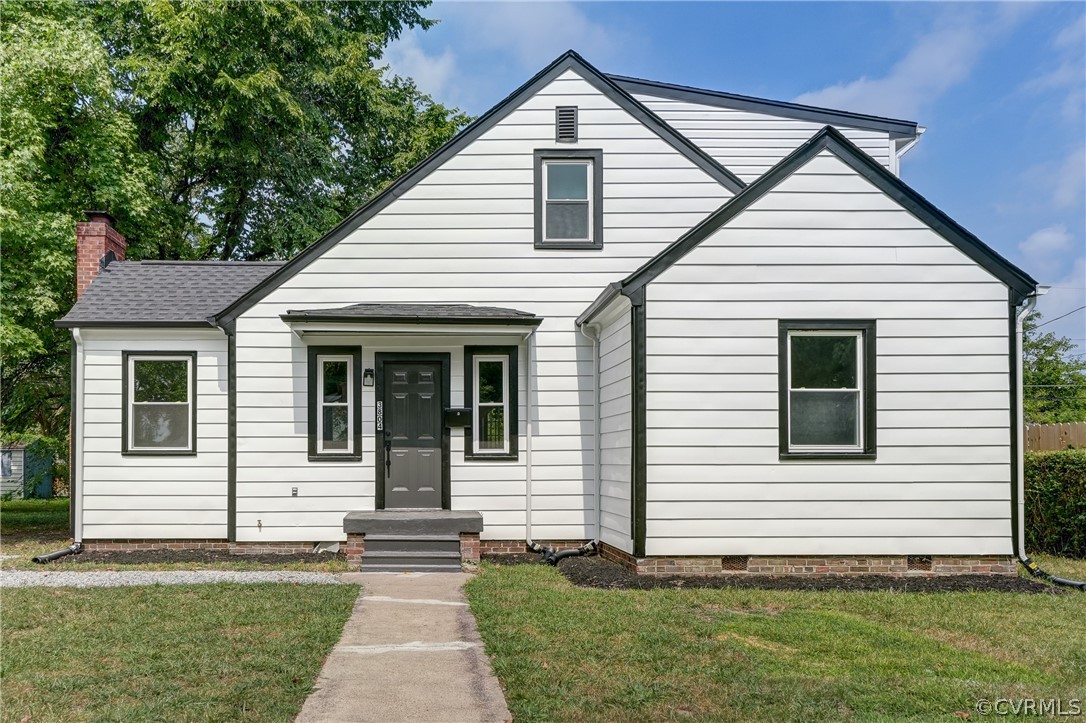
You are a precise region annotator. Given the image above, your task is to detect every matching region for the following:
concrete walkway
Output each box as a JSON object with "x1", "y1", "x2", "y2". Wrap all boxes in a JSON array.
[{"x1": 296, "y1": 572, "x2": 511, "y2": 723}]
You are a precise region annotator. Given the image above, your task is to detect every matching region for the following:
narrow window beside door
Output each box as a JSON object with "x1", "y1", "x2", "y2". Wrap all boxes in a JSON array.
[
  {"x1": 122, "y1": 352, "x2": 196, "y2": 455},
  {"x1": 307, "y1": 346, "x2": 362, "y2": 460},
  {"x1": 778, "y1": 320, "x2": 877, "y2": 459},
  {"x1": 465, "y1": 346, "x2": 519, "y2": 460}
]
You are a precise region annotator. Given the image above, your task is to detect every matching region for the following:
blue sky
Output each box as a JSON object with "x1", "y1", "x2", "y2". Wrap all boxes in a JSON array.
[{"x1": 385, "y1": 1, "x2": 1085, "y2": 349}]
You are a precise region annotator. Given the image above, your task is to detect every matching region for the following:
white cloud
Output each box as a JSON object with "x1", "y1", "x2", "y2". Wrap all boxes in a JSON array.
[
  {"x1": 794, "y1": 7, "x2": 1029, "y2": 120},
  {"x1": 1035, "y1": 255, "x2": 1086, "y2": 353},
  {"x1": 1054, "y1": 146, "x2": 1086, "y2": 209},
  {"x1": 1021, "y1": 13, "x2": 1085, "y2": 123},
  {"x1": 458, "y1": 1, "x2": 626, "y2": 69},
  {"x1": 382, "y1": 30, "x2": 459, "y2": 100},
  {"x1": 1020, "y1": 224, "x2": 1073, "y2": 257}
]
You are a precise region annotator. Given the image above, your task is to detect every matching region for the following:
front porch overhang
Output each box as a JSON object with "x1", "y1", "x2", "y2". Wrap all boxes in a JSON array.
[{"x1": 281, "y1": 303, "x2": 543, "y2": 337}]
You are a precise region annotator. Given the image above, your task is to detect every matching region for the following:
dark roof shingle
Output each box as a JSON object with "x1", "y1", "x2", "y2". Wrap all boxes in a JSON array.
[{"x1": 57, "y1": 261, "x2": 285, "y2": 327}]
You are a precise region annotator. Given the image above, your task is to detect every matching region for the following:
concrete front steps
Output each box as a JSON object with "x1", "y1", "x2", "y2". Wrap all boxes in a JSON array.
[
  {"x1": 344, "y1": 510, "x2": 484, "y2": 573},
  {"x1": 362, "y1": 534, "x2": 462, "y2": 573}
]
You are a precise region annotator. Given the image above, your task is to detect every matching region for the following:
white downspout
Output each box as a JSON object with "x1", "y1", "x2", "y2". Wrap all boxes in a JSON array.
[
  {"x1": 524, "y1": 327, "x2": 537, "y2": 547},
  {"x1": 71, "y1": 327, "x2": 84, "y2": 542},
  {"x1": 577, "y1": 321, "x2": 603, "y2": 543},
  {"x1": 1014, "y1": 294, "x2": 1036, "y2": 557}
]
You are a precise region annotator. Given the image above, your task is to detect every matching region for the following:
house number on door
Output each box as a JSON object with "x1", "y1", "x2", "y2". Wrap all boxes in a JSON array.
[{"x1": 376, "y1": 401, "x2": 383, "y2": 431}]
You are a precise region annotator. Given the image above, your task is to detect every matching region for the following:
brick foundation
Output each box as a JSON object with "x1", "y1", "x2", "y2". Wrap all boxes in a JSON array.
[
  {"x1": 597, "y1": 543, "x2": 1014, "y2": 577},
  {"x1": 479, "y1": 539, "x2": 591, "y2": 556},
  {"x1": 460, "y1": 532, "x2": 480, "y2": 563},
  {"x1": 82, "y1": 540, "x2": 333, "y2": 556},
  {"x1": 345, "y1": 533, "x2": 365, "y2": 566}
]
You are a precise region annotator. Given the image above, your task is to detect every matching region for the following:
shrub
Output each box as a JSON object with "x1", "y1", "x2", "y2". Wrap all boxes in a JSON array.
[{"x1": 1024, "y1": 449, "x2": 1086, "y2": 558}]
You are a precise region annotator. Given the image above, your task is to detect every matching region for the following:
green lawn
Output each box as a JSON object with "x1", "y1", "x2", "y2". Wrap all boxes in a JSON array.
[
  {"x1": 466, "y1": 563, "x2": 1086, "y2": 722},
  {"x1": 0, "y1": 497, "x2": 70, "y2": 537},
  {"x1": 1, "y1": 583, "x2": 358, "y2": 723}
]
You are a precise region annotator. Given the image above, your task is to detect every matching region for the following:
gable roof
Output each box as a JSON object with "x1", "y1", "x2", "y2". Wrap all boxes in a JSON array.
[
  {"x1": 609, "y1": 74, "x2": 920, "y2": 139},
  {"x1": 581, "y1": 125, "x2": 1036, "y2": 319},
  {"x1": 56, "y1": 261, "x2": 284, "y2": 328},
  {"x1": 281, "y1": 303, "x2": 542, "y2": 326},
  {"x1": 211, "y1": 50, "x2": 746, "y2": 326}
]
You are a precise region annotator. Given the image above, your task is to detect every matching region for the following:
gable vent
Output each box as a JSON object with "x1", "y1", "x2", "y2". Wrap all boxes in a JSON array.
[{"x1": 555, "y1": 106, "x2": 578, "y2": 142}]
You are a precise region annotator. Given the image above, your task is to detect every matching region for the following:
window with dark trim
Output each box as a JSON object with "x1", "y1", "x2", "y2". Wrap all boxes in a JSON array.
[
  {"x1": 464, "y1": 346, "x2": 519, "y2": 460},
  {"x1": 307, "y1": 346, "x2": 362, "y2": 461},
  {"x1": 534, "y1": 149, "x2": 603, "y2": 249},
  {"x1": 778, "y1": 320, "x2": 876, "y2": 460},
  {"x1": 122, "y1": 351, "x2": 197, "y2": 455}
]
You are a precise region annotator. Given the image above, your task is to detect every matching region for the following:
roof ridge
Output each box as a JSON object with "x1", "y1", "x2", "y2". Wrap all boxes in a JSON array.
[{"x1": 608, "y1": 73, "x2": 919, "y2": 138}]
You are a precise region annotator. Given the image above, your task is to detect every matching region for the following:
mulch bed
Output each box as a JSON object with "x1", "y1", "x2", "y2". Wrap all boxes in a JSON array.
[
  {"x1": 42, "y1": 549, "x2": 344, "y2": 566},
  {"x1": 484, "y1": 553, "x2": 1065, "y2": 594}
]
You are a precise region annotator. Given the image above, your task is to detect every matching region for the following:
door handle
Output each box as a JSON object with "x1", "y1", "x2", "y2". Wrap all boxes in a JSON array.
[{"x1": 384, "y1": 431, "x2": 392, "y2": 478}]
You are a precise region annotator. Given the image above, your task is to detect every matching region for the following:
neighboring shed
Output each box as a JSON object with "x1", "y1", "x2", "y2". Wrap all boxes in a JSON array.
[{"x1": 1, "y1": 441, "x2": 55, "y2": 498}]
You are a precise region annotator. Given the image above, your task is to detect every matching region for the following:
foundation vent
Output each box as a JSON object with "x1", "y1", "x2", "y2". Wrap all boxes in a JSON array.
[
  {"x1": 907, "y1": 556, "x2": 932, "y2": 572},
  {"x1": 721, "y1": 555, "x2": 749, "y2": 572},
  {"x1": 555, "y1": 106, "x2": 578, "y2": 142}
]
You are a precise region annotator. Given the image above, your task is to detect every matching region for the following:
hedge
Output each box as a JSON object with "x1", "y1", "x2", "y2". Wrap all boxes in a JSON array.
[{"x1": 1025, "y1": 449, "x2": 1086, "y2": 558}]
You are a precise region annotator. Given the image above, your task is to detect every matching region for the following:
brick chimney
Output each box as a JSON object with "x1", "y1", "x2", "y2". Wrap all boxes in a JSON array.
[{"x1": 76, "y1": 211, "x2": 126, "y2": 298}]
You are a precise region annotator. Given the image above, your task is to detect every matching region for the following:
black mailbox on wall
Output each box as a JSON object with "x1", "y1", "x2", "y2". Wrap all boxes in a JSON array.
[{"x1": 444, "y1": 408, "x2": 471, "y2": 428}]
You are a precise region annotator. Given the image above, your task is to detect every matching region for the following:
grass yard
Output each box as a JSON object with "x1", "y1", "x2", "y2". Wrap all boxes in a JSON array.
[
  {"x1": 0, "y1": 498, "x2": 70, "y2": 538},
  {"x1": 466, "y1": 563, "x2": 1086, "y2": 722},
  {"x1": 1, "y1": 582, "x2": 359, "y2": 723}
]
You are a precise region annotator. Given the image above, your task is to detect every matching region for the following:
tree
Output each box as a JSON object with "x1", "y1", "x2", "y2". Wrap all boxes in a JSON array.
[
  {"x1": 1, "y1": 0, "x2": 467, "y2": 457},
  {"x1": 1023, "y1": 311, "x2": 1086, "y2": 423}
]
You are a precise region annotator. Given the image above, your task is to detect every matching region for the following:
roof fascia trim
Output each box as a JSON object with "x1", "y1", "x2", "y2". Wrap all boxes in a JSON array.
[
  {"x1": 213, "y1": 51, "x2": 745, "y2": 326},
  {"x1": 281, "y1": 313, "x2": 542, "y2": 326},
  {"x1": 620, "y1": 126, "x2": 1037, "y2": 301},
  {"x1": 611, "y1": 75, "x2": 919, "y2": 139},
  {"x1": 54, "y1": 319, "x2": 217, "y2": 329}
]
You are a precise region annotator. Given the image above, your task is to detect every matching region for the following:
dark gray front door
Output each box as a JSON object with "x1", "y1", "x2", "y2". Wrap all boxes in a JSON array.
[{"x1": 382, "y1": 361, "x2": 443, "y2": 508}]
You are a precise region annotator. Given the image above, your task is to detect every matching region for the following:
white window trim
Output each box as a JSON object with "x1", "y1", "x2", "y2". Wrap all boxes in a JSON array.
[
  {"x1": 542, "y1": 159, "x2": 593, "y2": 243},
  {"x1": 127, "y1": 354, "x2": 194, "y2": 452},
  {"x1": 786, "y1": 330, "x2": 864, "y2": 453},
  {"x1": 316, "y1": 354, "x2": 354, "y2": 455},
  {"x1": 472, "y1": 354, "x2": 510, "y2": 455}
]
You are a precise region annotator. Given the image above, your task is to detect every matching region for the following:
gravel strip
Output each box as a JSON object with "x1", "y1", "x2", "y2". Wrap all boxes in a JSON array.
[{"x1": 0, "y1": 570, "x2": 343, "y2": 588}]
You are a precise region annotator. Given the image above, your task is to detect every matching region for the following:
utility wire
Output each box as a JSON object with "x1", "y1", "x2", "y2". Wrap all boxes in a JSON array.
[{"x1": 1035, "y1": 305, "x2": 1086, "y2": 328}]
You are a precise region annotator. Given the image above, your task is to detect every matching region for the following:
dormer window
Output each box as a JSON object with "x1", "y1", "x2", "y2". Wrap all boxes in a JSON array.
[{"x1": 533, "y1": 149, "x2": 603, "y2": 249}]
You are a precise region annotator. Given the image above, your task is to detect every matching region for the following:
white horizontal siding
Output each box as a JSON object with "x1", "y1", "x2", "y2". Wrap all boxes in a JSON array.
[
  {"x1": 232, "y1": 69, "x2": 733, "y2": 543},
  {"x1": 644, "y1": 150, "x2": 1013, "y2": 557},
  {"x1": 636, "y1": 94, "x2": 895, "y2": 181},
  {"x1": 596, "y1": 302, "x2": 634, "y2": 553},
  {"x1": 77, "y1": 329, "x2": 229, "y2": 540}
]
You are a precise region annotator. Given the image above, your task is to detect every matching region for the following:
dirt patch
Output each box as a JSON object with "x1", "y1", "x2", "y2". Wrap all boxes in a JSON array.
[
  {"x1": 486, "y1": 553, "x2": 1065, "y2": 594},
  {"x1": 33, "y1": 548, "x2": 344, "y2": 566}
]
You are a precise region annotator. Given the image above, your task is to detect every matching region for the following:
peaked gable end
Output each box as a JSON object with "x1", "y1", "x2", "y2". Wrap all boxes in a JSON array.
[
  {"x1": 213, "y1": 50, "x2": 745, "y2": 325},
  {"x1": 619, "y1": 126, "x2": 1037, "y2": 303}
]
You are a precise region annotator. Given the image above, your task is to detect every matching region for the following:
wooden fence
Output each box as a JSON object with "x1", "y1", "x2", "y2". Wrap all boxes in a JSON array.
[{"x1": 1024, "y1": 423, "x2": 1086, "y2": 451}]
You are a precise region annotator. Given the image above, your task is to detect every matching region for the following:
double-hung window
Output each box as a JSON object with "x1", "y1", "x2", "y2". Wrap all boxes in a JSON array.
[
  {"x1": 122, "y1": 352, "x2": 196, "y2": 454},
  {"x1": 308, "y1": 346, "x2": 362, "y2": 460},
  {"x1": 534, "y1": 149, "x2": 603, "y2": 249},
  {"x1": 778, "y1": 321, "x2": 876, "y2": 459},
  {"x1": 465, "y1": 346, "x2": 518, "y2": 460}
]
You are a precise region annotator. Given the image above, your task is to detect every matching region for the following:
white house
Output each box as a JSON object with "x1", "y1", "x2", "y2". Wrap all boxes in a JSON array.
[{"x1": 58, "y1": 51, "x2": 1037, "y2": 575}]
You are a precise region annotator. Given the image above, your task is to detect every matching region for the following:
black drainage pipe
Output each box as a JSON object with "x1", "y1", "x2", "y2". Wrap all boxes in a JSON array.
[
  {"x1": 1019, "y1": 556, "x2": 1086, "y2": 592},
  {"x1": 543, "y1": 541, "x2": 597, "y2": 566},
  {"x1": 32, "y1": 542, "x2": 83, "y2": 564}
]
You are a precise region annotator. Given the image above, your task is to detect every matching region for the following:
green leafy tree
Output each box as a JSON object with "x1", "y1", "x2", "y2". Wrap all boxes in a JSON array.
[
  {"x1": 1, "y1": 0, "x2": 467, "y2": 462},
  {"x1": 1023, "y1": 312, "x2": 1086, "y2": 423}
]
